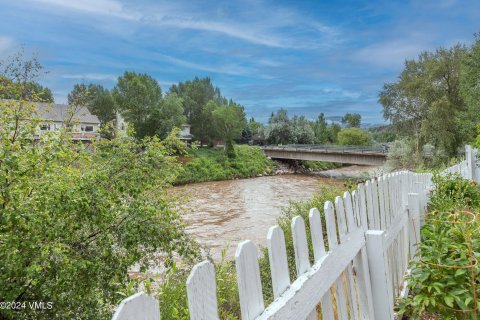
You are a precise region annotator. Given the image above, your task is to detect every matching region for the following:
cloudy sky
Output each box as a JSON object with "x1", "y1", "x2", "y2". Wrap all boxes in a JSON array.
[{"x1": 1, "y1": 0, "x2": 479, "y2": 124}]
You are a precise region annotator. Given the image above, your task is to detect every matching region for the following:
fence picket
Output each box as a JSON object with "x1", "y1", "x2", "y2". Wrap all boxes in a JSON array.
[
  {"x1": 235, "y1": 240, "x2": 264, "y2": 320},
  {"x1": 371, "y1": 179, "x2": 381, "y2": 230},
  {"x1": 308, "y1": 208, "x2": 326, "y2": 261},
  {"x1": 292, "y1": 216, "x2": 311, "y2": 277},
  {"x1": 357, "y1": 183, "x2": 368, "y2": 231},
  {"x1": 326, "y1": 200, "x2": 348, "y2": 320},
  {"x1": 309, "y1": 208, "x2": 334, "y2": 320},
  {"x1": 342, "y1": 192, "x2": 360, "y2": 320},
  {"x1": 112, "y1": 292, "x2": 160, "y2": 320},
  {"x1": 187, "y1": 261, "x2": 219, "y2": 320},
  {"x1": 365, "y1": 180, "x2": 375, "y2": 229},
  {"x1": 267, "y1": 226, "x2": 291, "y2": 299}
]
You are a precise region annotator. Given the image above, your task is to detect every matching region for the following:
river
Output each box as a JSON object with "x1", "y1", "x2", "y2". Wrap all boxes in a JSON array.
[{"x1": 175, "y1": 174, "x2": 344, "y2": 260}]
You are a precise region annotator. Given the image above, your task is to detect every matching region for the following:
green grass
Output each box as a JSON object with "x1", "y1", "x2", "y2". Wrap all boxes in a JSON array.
[
  {"x1": 300, "y1": 160, "x2": 341, "y2": 171},
  {"x1": 175, "y1": 145, "x2": 277, "y2": 184}
]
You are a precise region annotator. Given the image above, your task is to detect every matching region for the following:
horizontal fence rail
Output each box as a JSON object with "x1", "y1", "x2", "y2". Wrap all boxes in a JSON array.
[{"x1": 112, "y1": 145, "x2": 479, "y2": 320}]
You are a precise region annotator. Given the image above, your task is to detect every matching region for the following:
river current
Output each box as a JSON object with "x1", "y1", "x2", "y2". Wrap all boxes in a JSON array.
[{"x1": 175, "y1": 174, "x2": 343, "y2": 260}]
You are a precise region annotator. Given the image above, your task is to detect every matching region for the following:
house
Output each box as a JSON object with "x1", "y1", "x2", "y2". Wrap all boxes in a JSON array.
[
  {"x1": 34, "y1": 103, "x2": 101, "y2": 141},
  {"x1": 179, "y1": 124, "x2": 193, "y2": 143}
]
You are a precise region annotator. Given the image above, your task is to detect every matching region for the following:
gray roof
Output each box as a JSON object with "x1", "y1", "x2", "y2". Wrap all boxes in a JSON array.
[{"x1": 35, "y1": 103, "x2": 100, "y2": 124}]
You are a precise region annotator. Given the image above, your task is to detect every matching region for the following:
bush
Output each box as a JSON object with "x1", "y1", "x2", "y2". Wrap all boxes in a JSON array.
[
  {"x1": 176, "y1": 145, "x2": 276, "y2": 184},
  {"x1": 398, "y1": 174, "x2": 480, "y2": 319},
  {"x1": 337, "y1": 128, "x2": 370, "y2": 146},
  {"x1": 0, "y1": 101, "x2": 198, "y2": 319}
]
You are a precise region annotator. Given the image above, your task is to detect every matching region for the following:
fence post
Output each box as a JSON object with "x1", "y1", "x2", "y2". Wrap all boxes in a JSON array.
[
  {"x1": 366, "y1": 230, "x2": 394, "y2": 320},
  {"x1": 466, "y1": 145, "x2": 475, "y2": 180}
]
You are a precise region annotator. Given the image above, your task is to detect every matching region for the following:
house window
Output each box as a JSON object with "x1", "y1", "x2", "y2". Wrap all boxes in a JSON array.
[
  {"x1": 40, "y1": 124, "x2": 50, "y2": 131},
  {"x1": 81, "y1": 125, "x2": 94, "y2": 132}
]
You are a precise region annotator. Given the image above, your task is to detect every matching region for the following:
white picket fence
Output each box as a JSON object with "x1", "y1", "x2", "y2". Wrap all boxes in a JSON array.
[{"x1": 112, "y1": 145, "x2": 479, "y2": 320}]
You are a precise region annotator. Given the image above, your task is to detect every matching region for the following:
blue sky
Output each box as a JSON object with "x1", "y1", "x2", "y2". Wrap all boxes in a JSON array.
[{"x1": 1, "y1": 0, "x2": 479, "y2": 124}]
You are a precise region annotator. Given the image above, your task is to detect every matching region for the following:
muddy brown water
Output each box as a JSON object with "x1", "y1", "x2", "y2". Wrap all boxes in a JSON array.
[{"x1": 175, "y1": 174, "x2": 344, "y2": 260}]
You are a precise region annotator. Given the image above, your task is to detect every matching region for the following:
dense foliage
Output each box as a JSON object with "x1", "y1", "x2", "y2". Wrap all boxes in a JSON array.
[
  {"x1": 398, "y1": 174, "x2": 480, "y2": 319},
  {"x1": 0, "y1": 100, "x2": 199, "y2": 319},
  {"x1": 337, "y1": 127, "x2": 370, "y2": 146},
  {"x1": 175, "y1": 146, "x2": 276, "y2": 184}
]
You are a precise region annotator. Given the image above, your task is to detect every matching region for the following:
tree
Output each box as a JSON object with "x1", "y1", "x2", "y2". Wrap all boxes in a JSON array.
[
  {"x1": 328, "y1": 122, "x2": 342, "y2": 143},
  {"x1": 169, "y1": 77, "x2": 226, "y2": 145},
  {"x1": 112, "y1": 71, "x2": 163, "y2": 139},
  {"x1": 312, "y1": 113, "x2": 329, "y2": 144},
  {"x1": 337, "y1": 127, "x2": 370, "y2": 146},
  {"x1": 0, "y1": 56, "x2": 198, "y2": 320},
  {"x1": 379, "y1": 45, "x2": 467, "y2": 157},
  {"x1": 291, "y1": 115, "x2": 315, "y2": 144},
  {"x1": 265, "y1": 108, "x2": 294, "y2": 145},
  {"x1": 341, "y1": 113, "x2": 361, "y2": 128},
  {"x1": 68, "y1": 83, "x2": 117, "y2": 126},
  {"x1": 248, "y1": 117, "x2": 263, "y2": 136},
  {"x1": 212, "y1": 101, "x2": 247, "y2": 157},
  {"x1": 155, "y1": 93, "x2": 186, "y2": 139},
  {"x1": 0, "y1": 50, "x2": 54, "y2": 103},
  {"x1": 459, "y1": 34, "x2": 480, "y2": 142}
]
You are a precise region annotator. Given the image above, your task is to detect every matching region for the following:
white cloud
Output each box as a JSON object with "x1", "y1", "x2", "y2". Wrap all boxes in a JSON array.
[
  {"x1": 353, "y1": 40, "x2": 433, "y2": 68},
  {"x1": 155, "y1": 53, "x2": 254, "y2": 76},
  {"x1": 29, "y1": 0, "x2": 140, "y2": 20},
  {"x1": 62, "y1": 73, "x2": 117, "y2": 81}
]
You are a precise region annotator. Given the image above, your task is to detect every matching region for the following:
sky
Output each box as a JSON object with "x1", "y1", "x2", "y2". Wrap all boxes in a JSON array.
[{"x1": 0, "y1": 0, "x2": 479, "y2": 124}]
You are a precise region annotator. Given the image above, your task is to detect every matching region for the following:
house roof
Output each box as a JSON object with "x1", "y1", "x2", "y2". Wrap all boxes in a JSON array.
[{"x1": 35, "y1": 103, "x2": 100, "y2": 124}]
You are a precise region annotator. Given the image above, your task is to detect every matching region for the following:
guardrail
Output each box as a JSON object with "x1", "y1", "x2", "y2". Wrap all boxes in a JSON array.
[{"x1": 262, "y1": 144, "x2": 389, "y2": 154}]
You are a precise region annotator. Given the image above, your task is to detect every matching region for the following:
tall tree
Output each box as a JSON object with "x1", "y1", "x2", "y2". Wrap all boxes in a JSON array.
[
  {"x1": 341, "y1": 113, "x2": 361, "y2": 128},
  {"x1": 68, "y1": 84, "x2": 116, "y2": 125},
  {"x1": 265, "y1": 108, "x2": 293, "y2": 145},
  {"x1": 312, "y1": 113, "x2": 329, "y2": 144},
  {"x1": 155, "y1": 93, "x2": 186, "y2": 139},
  {"x1": 0, "y1": 50, "x2": 54, "y2": 103},
  {"x1": 212, "y1": 101, "x2": 247, "y2": 157},
  {"x1": 379, "y1": 44, "x2": 467, "y2": 156},
  {"x1": 459, "y1": 34, "x2": 480, "y2": 142},
  {"x1": 291, "y1": 115, "x2": 315, "y2": 144},
  {"x1": 112, "y1": 71, "x2": 163, "y2": 139},
  {"x1": 169, "y1": 77, "x2": 226, "y2": 144}
]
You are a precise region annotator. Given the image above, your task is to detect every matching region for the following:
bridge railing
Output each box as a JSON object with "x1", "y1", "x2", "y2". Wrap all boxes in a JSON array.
[{"x1": 263, "y1": 144, "x2": 388, "y2": 154}]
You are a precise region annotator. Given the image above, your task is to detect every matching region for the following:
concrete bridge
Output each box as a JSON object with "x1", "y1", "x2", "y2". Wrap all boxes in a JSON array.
[{"x1": 261, "y1": 144, "x2": 388, "y2": 166}]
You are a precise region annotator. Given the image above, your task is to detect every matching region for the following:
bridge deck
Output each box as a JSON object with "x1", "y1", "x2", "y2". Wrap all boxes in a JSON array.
[{"x1": 262, "y1": 145, "x2": 387, "y2": 166}]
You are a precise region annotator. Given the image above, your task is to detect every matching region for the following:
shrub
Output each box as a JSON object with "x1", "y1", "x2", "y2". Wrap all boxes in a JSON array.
[
  {"x1": 0, "y1": 101, "x2": 198, "y2": 319},
  {"x1": 337, "y1": 128, "x2": 370, "y2": 146}
]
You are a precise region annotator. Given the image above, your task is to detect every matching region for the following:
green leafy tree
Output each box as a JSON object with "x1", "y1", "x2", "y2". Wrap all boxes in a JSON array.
[
  {"x1": 68, "y1": 84, "x2": 116, "y2": 125},
  {"x1": 459, "y1": 34, "x2": 480, "y2": 142},
  {"x1": 0, "y1": 50, "x2": 53, "y2": 103},
  {"x1": 341, "y1": 112, "x2": 361, "y2": 128},
  {"x1": 337, "y1": 127, "x2": 370, "y2": 146},
  {"x1": 328, "y1": 122, "x2": 342, "y2": 143},
  {"x1": 113, "y1": 71, "x2": 163, "y2": 139},
  {"x1": 312, "y1": 113, "x2": 329, "y2": 144},
  {"x1": 169, "y1": 77, "x2": 226, "y2": 145},
  {"x1": 155, "y1": 93, "x2": 186, "y2": 139},
  {"x1": 212, "y1": 101, "x2": 247, "y2": 157},
  {"x1": 265, "y1": 108, "x2": 294, "y2": 145},
  {"x1": 291, "y1": 115, "x2": 315, "y2": 144},
  {"x1": 379, "y1": 44, "x2": 467, "y2": 157},
  {"x1": 0, "y1": 57, "x2": 198, "y2": 320},
  {"x1": 247, "y1": 117, "x2": 263, "y2": 136}
]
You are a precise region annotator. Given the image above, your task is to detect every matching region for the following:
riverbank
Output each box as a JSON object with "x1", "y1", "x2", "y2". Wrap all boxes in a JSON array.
[
  {"x1": 175, "y1": 145, "x2": 385, "y2": 185},
  {"x1": 175, "y1": 145, "x2": 277, "y2": 185}
]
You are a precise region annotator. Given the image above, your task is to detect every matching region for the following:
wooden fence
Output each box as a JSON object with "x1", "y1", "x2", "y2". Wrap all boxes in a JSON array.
[{"x1": 112, "y1": 145, "x2": 479, "y2": 320}]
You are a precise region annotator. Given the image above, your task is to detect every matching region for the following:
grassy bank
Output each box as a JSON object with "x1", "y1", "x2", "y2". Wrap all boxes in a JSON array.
[
  {"x1": 175, "y1": 145, "x2": 277, "y2": 184},
  {"x1": 300, "y1": 160, "x2": 341, "y2": 171}
]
